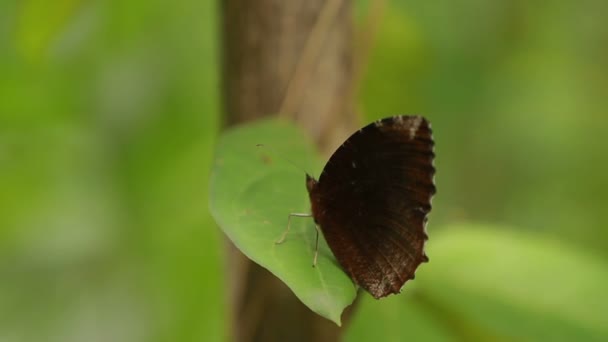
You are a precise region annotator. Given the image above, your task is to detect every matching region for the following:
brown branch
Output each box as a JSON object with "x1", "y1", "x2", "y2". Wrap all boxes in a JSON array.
[{"x1": 220, "y1": 0, "x2": 358, "y2": 341}]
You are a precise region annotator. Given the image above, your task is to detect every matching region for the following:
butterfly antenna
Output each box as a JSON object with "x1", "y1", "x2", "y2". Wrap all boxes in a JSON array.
[{"x1": 256, "y1": 144, "x2": 312, "y2": 176}]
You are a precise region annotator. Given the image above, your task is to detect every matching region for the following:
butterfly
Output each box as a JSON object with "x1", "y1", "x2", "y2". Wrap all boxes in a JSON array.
[{"x1": 277, "y1": 115, "x2": 436, "y2": 299}]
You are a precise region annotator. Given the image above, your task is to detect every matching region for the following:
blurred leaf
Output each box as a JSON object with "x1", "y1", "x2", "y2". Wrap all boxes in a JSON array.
[
  {"x1": 209, "y1": 118, "x2": 357, "y2": 325},
  {"x1": 347, "y1": 224, "x2": 608, "y2": 341},
  {"x1": 423, "y1": 224, "x2": 608, "y2": 340},
  {"x1": 345, "y1": 291, "x2": 454, "y2": 342},
  {"x1": 16, "y1": 0, "x2": 82, "y2": 61}
]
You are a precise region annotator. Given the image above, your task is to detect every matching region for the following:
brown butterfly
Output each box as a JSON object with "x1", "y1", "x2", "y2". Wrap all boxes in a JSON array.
[{"x1": 277, "y1": 115, "x2": 436, "y2": 299}]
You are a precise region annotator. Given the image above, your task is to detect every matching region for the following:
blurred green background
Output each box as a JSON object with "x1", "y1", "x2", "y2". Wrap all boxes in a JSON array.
[{"x1": 1, "y1": 0, "x2": 607, "y2": 341}]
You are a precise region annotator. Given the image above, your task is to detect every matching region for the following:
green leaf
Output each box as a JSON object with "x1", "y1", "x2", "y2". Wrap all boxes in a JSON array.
[
  {"x1": 209, "y1": 118, "x2": 357, "y2": 325},
  {"x1": 345, "y1": 291, "x2": 454, "y2": 342},
  {"x1": 347, "y1": 224, "x2": 608, "y2": 341}
]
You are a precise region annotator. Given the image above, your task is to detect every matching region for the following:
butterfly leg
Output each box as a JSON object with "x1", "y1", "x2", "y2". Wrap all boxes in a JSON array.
[
  {"x1": 312, "y1": 224, "x2": 321, "y2": 267},
  {"x1": 276, "y1": 213, "x2": 312, "y2": 244}
]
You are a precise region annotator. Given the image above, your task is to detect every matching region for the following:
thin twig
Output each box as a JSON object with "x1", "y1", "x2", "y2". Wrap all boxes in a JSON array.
[{"x1": 278, "y1": 0, "x2": 345, "y2": 118}]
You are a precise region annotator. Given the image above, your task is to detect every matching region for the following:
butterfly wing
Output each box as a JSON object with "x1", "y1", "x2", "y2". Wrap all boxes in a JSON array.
[{"x1": 308, "y1": 115, "x2": 435, "y2": 298}]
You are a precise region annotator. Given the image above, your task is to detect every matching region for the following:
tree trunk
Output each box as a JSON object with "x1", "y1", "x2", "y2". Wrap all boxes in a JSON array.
[{"x1": 220, "y1": 0, "x2": 357, "y2": 341}]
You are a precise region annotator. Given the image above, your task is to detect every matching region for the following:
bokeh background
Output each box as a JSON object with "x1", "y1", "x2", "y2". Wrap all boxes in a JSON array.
[{"x1": 1, "y1": 0, "x2": 607, "y2": 341}]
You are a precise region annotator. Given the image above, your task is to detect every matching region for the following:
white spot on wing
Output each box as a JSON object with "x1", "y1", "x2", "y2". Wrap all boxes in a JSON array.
[
  {"x1": 352, "y1": 161, "x2": 357, "y2": 168},
  {"x1": 375, "y1": 119, "x2": 383, "y2": 127},
  {"x1": 407, "y1": 116, "x2": 423, "y2": 140}
]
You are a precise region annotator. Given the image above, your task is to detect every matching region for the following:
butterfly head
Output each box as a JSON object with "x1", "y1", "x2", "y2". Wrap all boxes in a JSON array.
[{"x1": 305, "y1": 174, "x2": 318, "y2": 193}]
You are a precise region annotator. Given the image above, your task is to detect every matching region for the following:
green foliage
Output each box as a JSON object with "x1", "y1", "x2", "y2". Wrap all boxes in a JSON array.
[
  {"x1": 3, "y1": 0, "x2": 608, "y2": 340},
  {"x1": 209, "y1": 118, "x2": 357, "y2": 325},
  {"x1": 0, "y1": 0, "x2": 224, "y2": 341},
  {"x1": 359, "y1": 1, "x2": 608, "y2": 254},
  {"x1": 347, "y1": 224, "x2": 608, "y2": 341}
]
